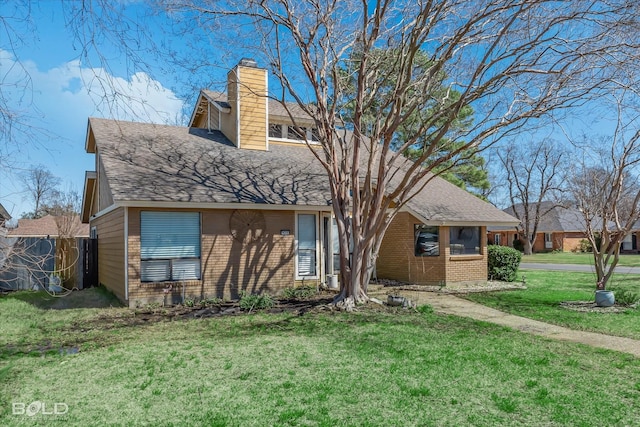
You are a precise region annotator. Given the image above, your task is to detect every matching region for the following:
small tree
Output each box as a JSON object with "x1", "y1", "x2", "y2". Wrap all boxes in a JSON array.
[
  {"x1": 572, "y1": 149, "x2": 640, "y2": 289},
  {"x1": 45, "y1": 187, "x2": 82, "y2": 287},
  {"x1": 572, "y1": 102, "x2": 640, "y2": 289}
]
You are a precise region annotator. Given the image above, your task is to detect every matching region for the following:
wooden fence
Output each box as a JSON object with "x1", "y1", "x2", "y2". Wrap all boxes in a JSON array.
[{"x1": 0, "y1": 237, "x2": 96, "y2": 291}]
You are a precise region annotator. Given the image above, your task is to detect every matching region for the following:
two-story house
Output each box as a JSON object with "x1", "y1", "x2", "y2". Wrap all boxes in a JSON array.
[{"x1": 81, "y1": 59, "x2": 518, "y2": 307}]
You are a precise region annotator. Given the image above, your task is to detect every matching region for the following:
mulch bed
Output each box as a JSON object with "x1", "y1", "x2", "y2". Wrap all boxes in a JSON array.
[{"x1": 559, "y1": 301, "x2": 630, "y2": 313}]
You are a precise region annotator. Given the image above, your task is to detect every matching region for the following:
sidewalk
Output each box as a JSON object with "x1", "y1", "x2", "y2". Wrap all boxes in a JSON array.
[{"x1": 389, "y1": 291, "x2": 640, "y2": 357}]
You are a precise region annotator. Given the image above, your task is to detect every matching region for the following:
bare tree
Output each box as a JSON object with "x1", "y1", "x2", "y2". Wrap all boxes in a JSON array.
[
  {"x1": 64, "y1": 1, "x2": 639, "y2": 307},
  {"x1": 176, "y1": 1, "x2": 638, "y2": 308},
  {"x1": 572, "y1": 108, "x2": 640, "y2": 290},
  {"x1": 44, "y1": 187, "x2": 82, "y2": 239},
  {"x1": 19, "y1": 165, "x2": 61, "y2": 219},
  {"x1": 497, "y1": 140, "x2": 567, "y2": 255}
]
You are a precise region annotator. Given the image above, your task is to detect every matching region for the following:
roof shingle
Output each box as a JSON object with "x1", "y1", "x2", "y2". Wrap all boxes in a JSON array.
[{"x1": 90, "y1": 118, "x2": 518, "y2": 226}]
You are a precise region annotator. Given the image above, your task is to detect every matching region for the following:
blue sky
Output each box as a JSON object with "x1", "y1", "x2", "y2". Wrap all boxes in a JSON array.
[{"x1": 0, "y1": 2, "x2": 193, "y2": 218}]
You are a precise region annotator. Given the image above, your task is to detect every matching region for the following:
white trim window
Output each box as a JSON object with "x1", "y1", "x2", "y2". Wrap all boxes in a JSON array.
[
  {"x1": 415, "y1": 225, "x2": 440, "y2": 256},
  {"x1": 544, "y1": 232, "x2": 553, "y2": 249},
  {"x1": 296, "y1": 213, "x2": 318, "y2": 278},
  {"x1": 449, "y1": 226, "x2": 480, "y2": 255},
  {"x1": 140, "y1": 211, "x2": 201, "y2": 282},
  {"x1": 494, "y1": 234, "x2": 501, "y2": 246}
]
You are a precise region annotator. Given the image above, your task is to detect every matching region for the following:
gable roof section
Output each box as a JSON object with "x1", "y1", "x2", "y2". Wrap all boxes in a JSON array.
[
  {"x1": 89, "y1": 117, "x2": 518, "y2": 226},
  {"x1": 190, "y1": 89, "x2": 315, "y2": 128},
  {"x1": 90, "y1": 118, "x2": 330, "y2": 207},
  {"x1": 505, "y1": 202, "x2": 587, "y2": 232}
]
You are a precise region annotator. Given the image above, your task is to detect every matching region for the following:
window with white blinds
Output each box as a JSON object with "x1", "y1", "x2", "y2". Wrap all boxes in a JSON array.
[
  {"x1": 140, "y1": 211, "x2": 201, "y2": 282},
  {"x1": 297, "y1": 213, "x2": 317, "y2": 277}
]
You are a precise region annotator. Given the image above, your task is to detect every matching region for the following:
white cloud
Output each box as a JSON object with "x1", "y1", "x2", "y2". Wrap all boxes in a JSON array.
[{"x1": 0, "y1": 49, "x2": 185, "y2": 216}]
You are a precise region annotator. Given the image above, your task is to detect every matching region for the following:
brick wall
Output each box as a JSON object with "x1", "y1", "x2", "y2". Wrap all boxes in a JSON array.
[
  {"x1": 377, "y1": 216, "x2": 488, "y2": 286},
  {"x1": 126, "y1": 208, "x2": 296, "y2": 307},
  {"x1": 563, "y1": 232, "x2": 587, "y2": 252},
  {"x1": 444, "y1": 226, "x2": 488, "y2": 285},
  {"x1": 377, "y1": 212, "x2": 447, "y2": 285}
]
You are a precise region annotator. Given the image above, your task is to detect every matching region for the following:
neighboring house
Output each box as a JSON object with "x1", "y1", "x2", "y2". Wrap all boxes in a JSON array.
[
  {"x1": 0, "y1": 203, "x2": 10, "y2": 229},
  {"x1": 488, "y1": 202, "x2": 589, "y2": 253},
  {"x1": 0, "y1": 215, "x2": 90, "y2": 290},
  {"x1": 80, "y1": 58, "x2": 518, "y2": 307},
  {"x1": 7, "y1": 215, "x2": 89, "y2": 239},
  {"x1": 618, "y1": 220, "x2": 640, "y2": 254}
]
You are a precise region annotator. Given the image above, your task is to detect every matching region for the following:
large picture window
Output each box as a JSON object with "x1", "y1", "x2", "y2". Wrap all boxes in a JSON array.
[
  {"x1": 415, "y1": 225, "x2": 439, "y2": 256},
  {"x1": 449, "y1": 226, "x2": 480, "y2": 255},
  {"x1": 140, "y1": 211, "x2": 201, "y2": 282}
]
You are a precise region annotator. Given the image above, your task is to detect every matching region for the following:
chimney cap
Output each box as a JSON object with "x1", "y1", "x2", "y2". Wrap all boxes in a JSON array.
[{"x1": 238, "y1": 58, "x2": 258, "y2": 68}]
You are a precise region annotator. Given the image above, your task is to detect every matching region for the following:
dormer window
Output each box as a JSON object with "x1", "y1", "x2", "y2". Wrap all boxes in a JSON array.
[
  {"x1": 308, "y1": 128, "x2": 319, "y2": 142},
  {"x1": 269, "y1": 123, "x2": 320, "y2": 143},
  {"x1": 288, "y1": 126, "x2": 306, "y2": 140},
  {"x1": 269, "y1": 124, "x2": 283, "y2": 138}
]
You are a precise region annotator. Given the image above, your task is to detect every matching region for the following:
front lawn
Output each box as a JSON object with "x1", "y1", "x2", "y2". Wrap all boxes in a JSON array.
[
  {"x1": 1, "y1": 289, "x2": 639, "y2": 426},
  {"x1": 522, "y1": 252, "x2": 640, "y2": 266},
  {"x1": 466, "y1": 269, "x2": 640, "y2": 339}
]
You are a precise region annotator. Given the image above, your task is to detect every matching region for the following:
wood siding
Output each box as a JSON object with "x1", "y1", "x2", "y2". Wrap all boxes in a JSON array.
[
  {"x1": 237, "y1": 66, "x2": 267, "y2": 151},
  {"x1": 91, "y1": 207, "x2": 126, "y2": 302},
  {"x1": 97, "y1": 153, "x2": 114, "y2": 212},
  {"x1": 192, "y1": 99, "x2": 221, "y2": 130},
  {"x1": 221, "y1": 69, "x2": 239, "y2": 146}
]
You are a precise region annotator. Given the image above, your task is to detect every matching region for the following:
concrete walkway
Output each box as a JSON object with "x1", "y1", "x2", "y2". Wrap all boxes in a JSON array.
[{"x1": 392, "y1": 291, "x2": 640, "y2": 357}]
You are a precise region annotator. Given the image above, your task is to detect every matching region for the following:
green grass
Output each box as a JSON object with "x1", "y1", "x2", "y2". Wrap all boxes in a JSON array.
[
  {"x1": 1, "y1": 289, "x2": 640, "y2": 425},
  {"x1": 522, "y1": 252, "x2": 640, "y2": 266},
  {"x1": 467, "y1": 269, "x2": 640, "y2": 339}
]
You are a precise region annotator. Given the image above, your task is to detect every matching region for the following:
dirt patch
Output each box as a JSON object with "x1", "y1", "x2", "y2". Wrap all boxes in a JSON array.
[
  {"x1": 3, "y1": 287, "x2": 123, "y2": 310},
  {"x1": 375, "y1": 279, "x2": 526, "y2": 294}
]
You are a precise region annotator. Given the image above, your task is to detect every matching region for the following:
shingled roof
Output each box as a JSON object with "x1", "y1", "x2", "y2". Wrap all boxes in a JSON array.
[
  {"x1": 8, "y1": 215, "x2": 89, "y2": 238},
  {"x1": 505, "y1": 202, "x2": 587, "y2": 232},
  {"x1": 90, "y1": 117, "x2": 517, "y2": 226}
]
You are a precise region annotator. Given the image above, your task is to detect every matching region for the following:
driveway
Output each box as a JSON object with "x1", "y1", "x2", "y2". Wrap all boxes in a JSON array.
[{"x1": 520, "y1": 263, "x2": 640, "y2": 274}]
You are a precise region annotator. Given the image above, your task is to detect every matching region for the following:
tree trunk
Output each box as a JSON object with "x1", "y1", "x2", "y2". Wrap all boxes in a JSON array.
[{"x1": 523, "y1": 238, "x2": 533, "y2": 256}]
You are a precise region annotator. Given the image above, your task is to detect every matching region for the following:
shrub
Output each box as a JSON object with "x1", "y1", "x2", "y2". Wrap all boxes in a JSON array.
[
  {"x1": 578, "y1": 239, "x2": 593, "y2": 253},
  {"x1": 609, "y1": 287, "x2": 640, "y2": 307},
  {"x1": 239, "y1": 292, "x2": 275, "y2": 311},
  {"x1": 282, "y1": 286, "x2": 317, "y2": 300},
  {"x1": 200, "y1": 297, "x2": 223, "y2": 306},
  {"x1": 513, "y1": 238, "x2": 524, "y2": 252},
  {"x1": 488, "y1": 245, "x2": 522, "y2": 282},
  {"x1": 417, "y1": 305, "x2": 434, "y2": 315}
]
